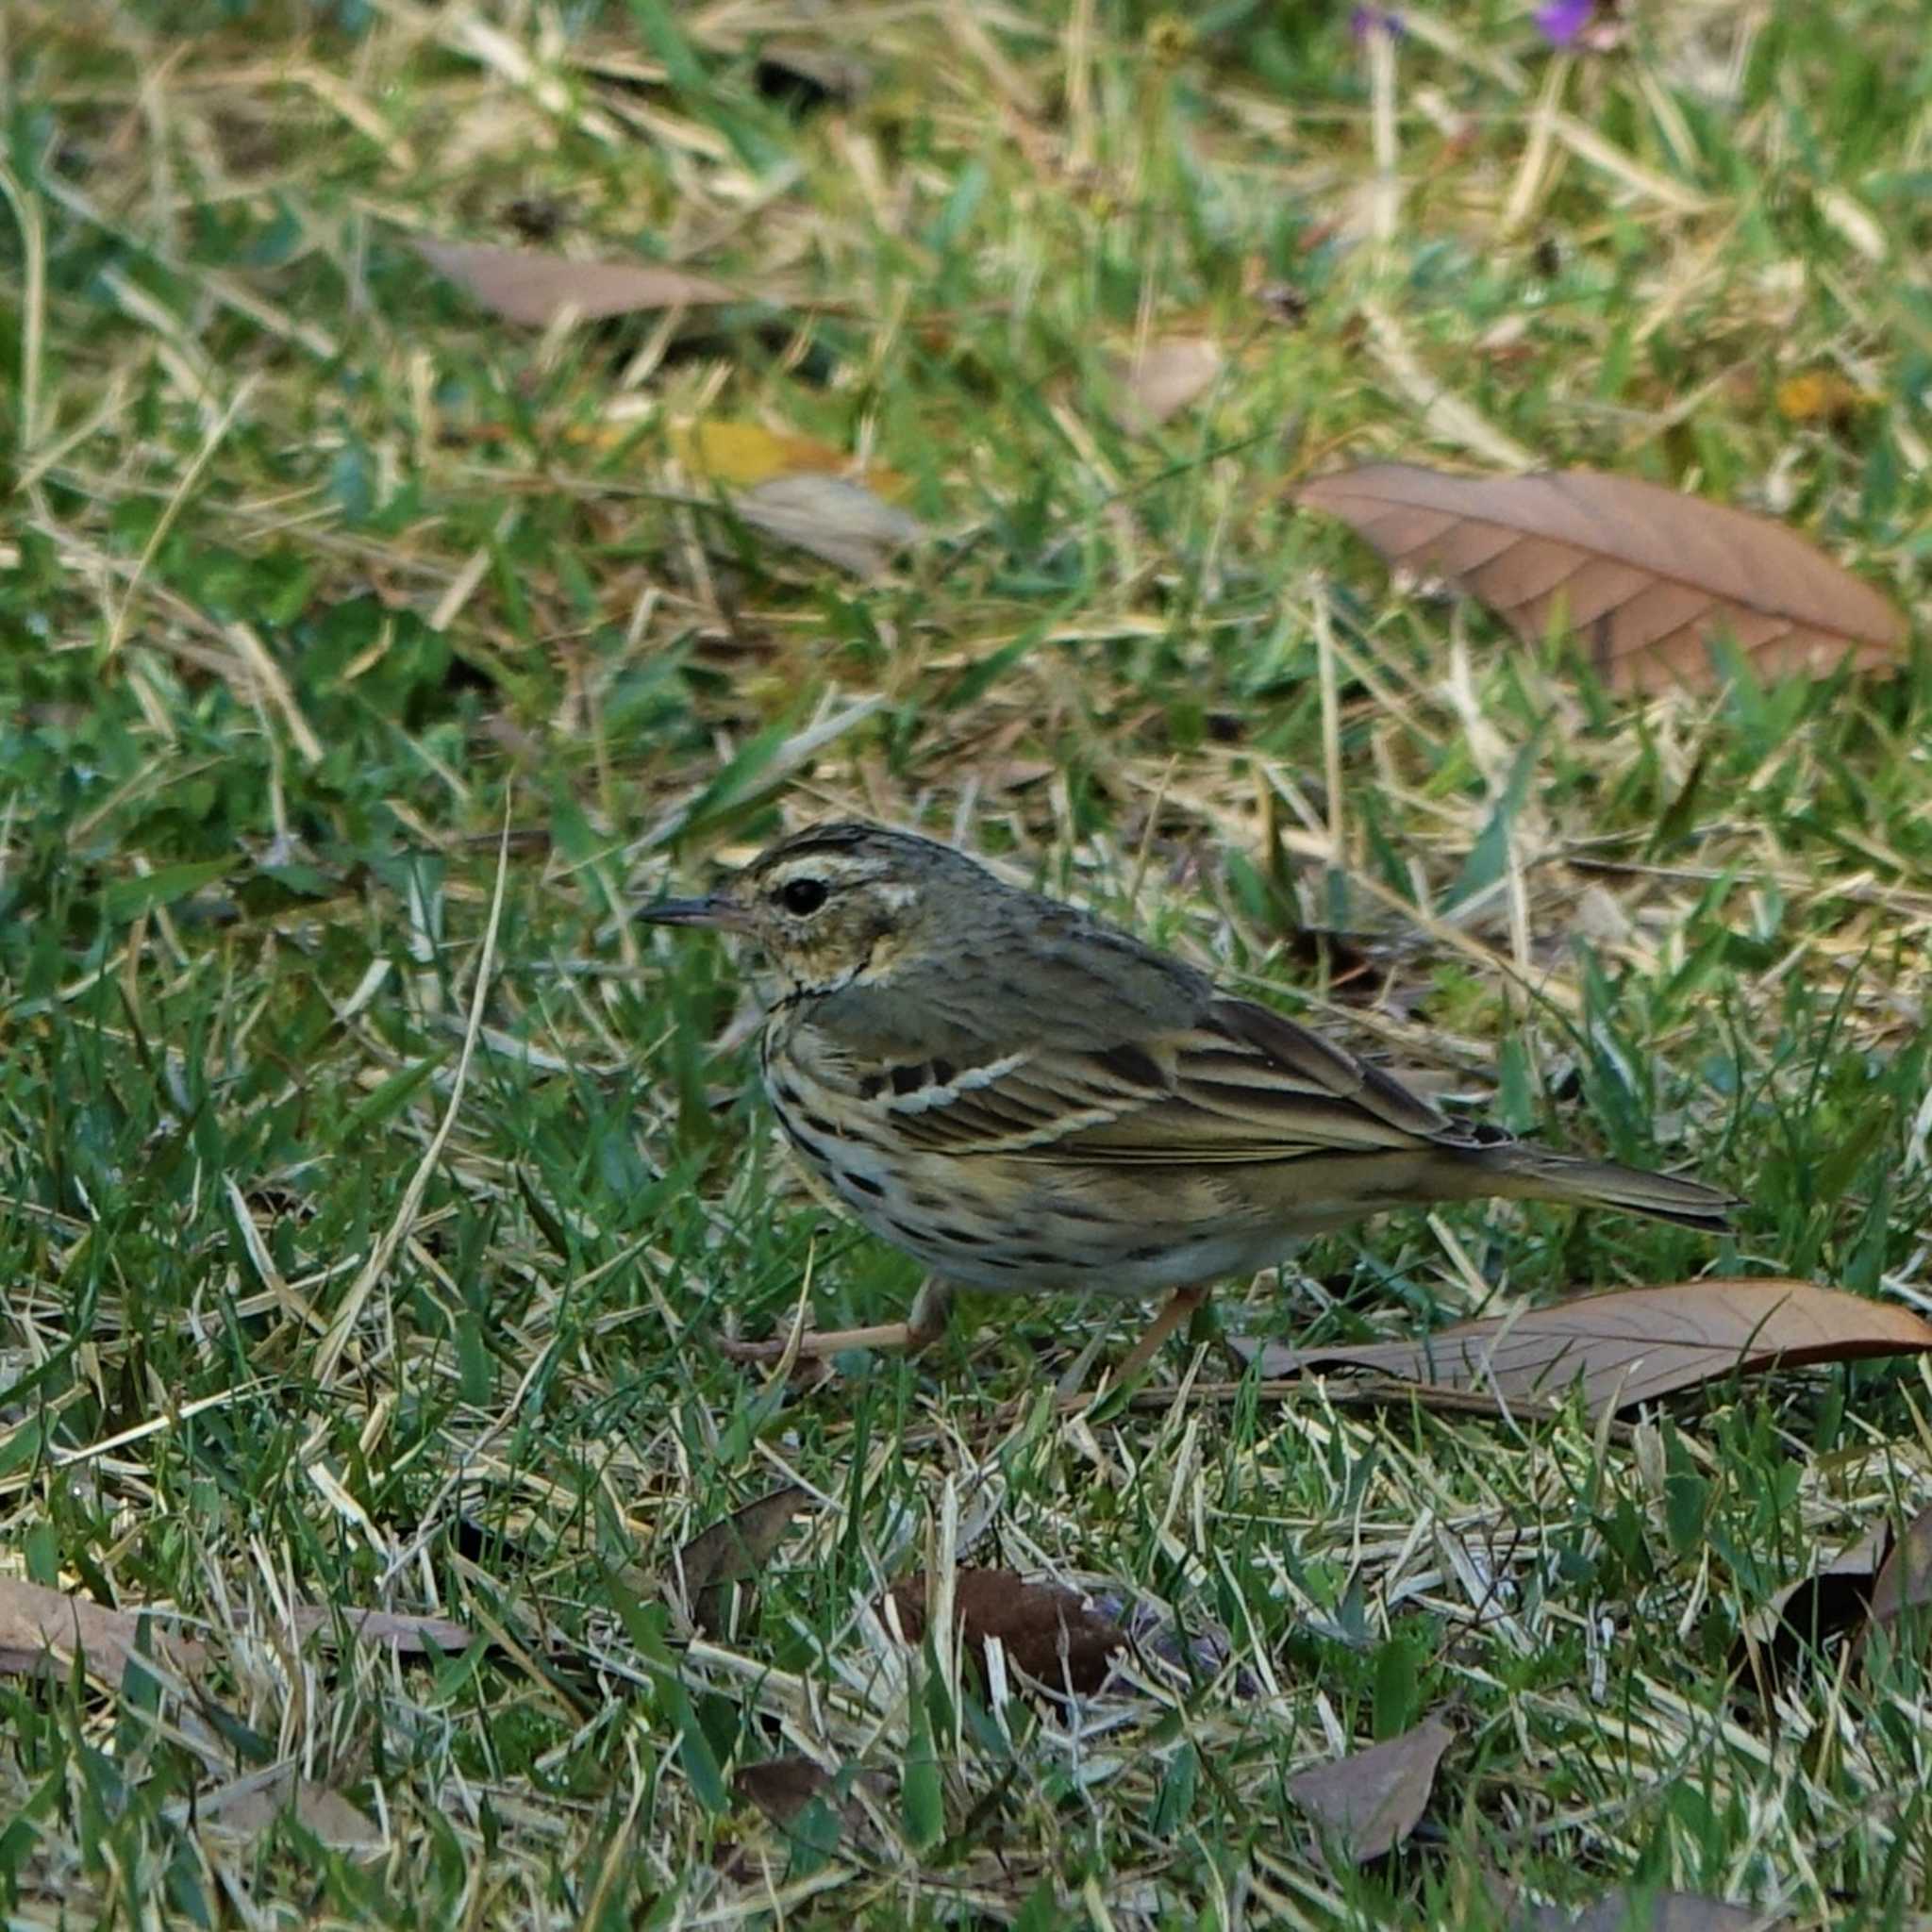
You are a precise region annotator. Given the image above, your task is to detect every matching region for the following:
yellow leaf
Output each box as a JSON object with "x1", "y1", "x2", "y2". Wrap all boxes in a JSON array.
[{"x1": 670, "y1": 420, "x2": 905, "y2": 497}]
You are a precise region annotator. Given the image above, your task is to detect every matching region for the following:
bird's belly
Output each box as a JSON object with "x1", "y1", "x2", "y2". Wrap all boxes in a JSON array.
[{"x1": 767, "y1": 1074, "x2": 1297, "y2": 1297}]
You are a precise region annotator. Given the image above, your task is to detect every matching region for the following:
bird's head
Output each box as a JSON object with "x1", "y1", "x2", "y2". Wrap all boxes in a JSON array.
[{"x1": 639, "y1": 821, "x2": 995, "y2": 998}]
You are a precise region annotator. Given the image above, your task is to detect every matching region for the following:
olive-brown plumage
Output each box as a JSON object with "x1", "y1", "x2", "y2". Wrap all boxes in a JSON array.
[{"x1": 642, "y1": 821, "x2": 1735, "y2": 1365}]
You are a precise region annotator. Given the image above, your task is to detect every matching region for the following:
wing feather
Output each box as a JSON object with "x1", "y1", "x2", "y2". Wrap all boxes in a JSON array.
[{"x1": 874, "y1": 995, "x2": 1475, "y2": 1164}]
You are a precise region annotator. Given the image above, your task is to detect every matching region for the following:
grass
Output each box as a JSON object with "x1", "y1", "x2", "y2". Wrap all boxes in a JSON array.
[{"x1": 4, "y1": 0, "x2": 1932, "y2": 1924}]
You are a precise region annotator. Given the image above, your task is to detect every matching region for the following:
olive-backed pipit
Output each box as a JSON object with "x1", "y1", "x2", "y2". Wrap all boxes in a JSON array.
[{"x1": 642, "y1": 821, "x2": 1736, "y2": 1371}]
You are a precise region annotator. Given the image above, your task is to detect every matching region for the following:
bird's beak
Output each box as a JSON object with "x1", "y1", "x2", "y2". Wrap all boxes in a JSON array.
[{"x1": 637, "y1": 893, "x2": 754, "y2": 934}]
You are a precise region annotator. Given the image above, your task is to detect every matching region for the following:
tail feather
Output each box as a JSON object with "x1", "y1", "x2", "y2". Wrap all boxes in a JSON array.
[{"x1": 1457, "y1": 1143, "x2": 1738, "y2": 1233}]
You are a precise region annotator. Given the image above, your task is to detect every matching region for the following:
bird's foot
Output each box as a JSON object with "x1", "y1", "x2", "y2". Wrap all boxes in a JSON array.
[{"x1": 718, "y1": 1281, "x2": 954, "y2": 1368}]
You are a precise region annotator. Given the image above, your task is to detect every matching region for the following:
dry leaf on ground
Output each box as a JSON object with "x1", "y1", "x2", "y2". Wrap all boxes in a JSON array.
[
  {"x1": 674, "y1": 1486, "x2": 812, "y2": 1636},
  {"x1": 883, "y1": 1568, "x2": 1126, "y2": 1695},
  {"x1": 1295, "y1": 462, "x2": 1906, "y2": 693},
  {"x1": 1861, "y1": 1498, "x2": 1932, "y2": 1654},
  {"x1": 729, "y1": 475, "x2": 926, "y2": 578},
  {"x1": 199, "y1": 1770, "x2": 381, "y2": 1849},
  {"x1": 1235, "y1": 1280, "x2": 1932, "y2": 1421},
  {"x1": 1286, "y1": 1714, "x2": 1454, "y2": 1865},
  {"x1": 1735, "y1": 1499, "x2": 1932, "y2": 1690},
  {"x1": 734, "y1": 1757, "x2": 837, "y2": 1827},
  {"x1": 0, "y1": 1576, "x2": 206, "y2": 1683},
  {"x1": 1731, "y1": 1524, "x2": 1890, "y2": 1694},
  {"x1": 1517, "y1": 1890, "x2": 1784, "y2": 1931},
  {"x1": 288, "y1": 1604, "x2": 473, "y2": 1652},
  {"x1": 665, "y1": 419, "x2": 924, "y2": 577},
  {"x1": 1110, "y1": 337, "x2": 1224, "y2": 431},
  {"x1": 415, "y1": 239, "x2": 736, "y2": 325},
  {"x1": 734, "y1": 1756, "x2": 885, "y2": 1836}
]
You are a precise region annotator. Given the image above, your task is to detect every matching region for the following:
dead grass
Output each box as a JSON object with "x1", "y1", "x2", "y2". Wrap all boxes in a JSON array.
[{"x1": 3, "y1": 0, "x2": 1932, "y2": 1925}]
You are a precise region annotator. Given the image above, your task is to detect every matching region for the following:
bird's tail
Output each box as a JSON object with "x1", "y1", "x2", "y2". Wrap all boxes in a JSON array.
[{"x1": 1451, "y1": 1142, "x2": 1738, "y2": 1233}]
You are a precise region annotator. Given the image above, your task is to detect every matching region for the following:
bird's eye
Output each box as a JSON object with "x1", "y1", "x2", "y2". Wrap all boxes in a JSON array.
[{"x1": 777, "y1": 876, "x2": 828, "y2": 916}]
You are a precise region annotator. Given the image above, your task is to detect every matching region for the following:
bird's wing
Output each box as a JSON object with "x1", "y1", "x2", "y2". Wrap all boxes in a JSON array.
[{"x1": 873, "y1": 994, "x2": 1474, "y2": 1164}]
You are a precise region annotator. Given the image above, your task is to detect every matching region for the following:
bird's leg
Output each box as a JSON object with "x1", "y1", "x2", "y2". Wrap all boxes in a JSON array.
[
  {"x1": 1113, "y1": 1284, "x2": 1210, "y2": 1382},
  {"x1": 718, "y1": 1278, "x2": 954, "y2": 1365}
]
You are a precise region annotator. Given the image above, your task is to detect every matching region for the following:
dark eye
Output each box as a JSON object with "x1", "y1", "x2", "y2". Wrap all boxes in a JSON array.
[{"x1": 777, "y1": 876, "x2": 828, "y2": 916}]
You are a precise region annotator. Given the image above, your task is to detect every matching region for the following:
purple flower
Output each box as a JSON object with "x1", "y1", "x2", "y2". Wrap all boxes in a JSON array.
[
  {"x1": 1350, "y1": 7, "x2": 1405, "y2": 41},
  {"x1": 1533, "y1": 0, "x2": 1592, "y2": 43}
]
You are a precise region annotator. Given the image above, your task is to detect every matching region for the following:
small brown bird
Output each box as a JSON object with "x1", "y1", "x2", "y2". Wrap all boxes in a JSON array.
[{"x1": 642, "y1": 821, "x2": 1735, "y2": 1372}]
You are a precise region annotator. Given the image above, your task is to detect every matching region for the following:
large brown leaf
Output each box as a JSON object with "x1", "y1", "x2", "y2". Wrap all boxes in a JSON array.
[
  {"x1": 415, "y1": 239, "x2": 736, "y2": 325},
  {"x1": 1287, "y1": 1714, "x2": 1454, "y2": 1865},
  {"x1": 0, "y1": 1577, "x2": 207, "y2": 1683},
  {"x1": 1296, "y1": 463, "x2": 1906, "y2": 693},
  {"x1": 1235, "y1": 1280, "x2": 1932, "y2": 1421},
  {"x1": 883, "y1": 1568, "x2": 1126, "y2": 1696}
]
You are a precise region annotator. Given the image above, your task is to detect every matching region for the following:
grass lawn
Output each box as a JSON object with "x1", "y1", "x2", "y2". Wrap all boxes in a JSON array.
[{"x1": 5, "y1": 0, "x2": 1932, "y2": 1924}]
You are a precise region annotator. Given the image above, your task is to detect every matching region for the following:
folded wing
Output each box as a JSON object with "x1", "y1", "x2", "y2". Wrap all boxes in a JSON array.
[{"x1": 878, "y1": 995, "x2": 1475, "y2": 1164}]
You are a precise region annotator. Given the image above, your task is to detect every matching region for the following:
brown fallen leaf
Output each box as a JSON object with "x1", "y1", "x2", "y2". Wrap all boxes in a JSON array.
[
  {"x1": 287, "y1": 1605, "x2": 474, "y2": 1654},
  {"x1": 0, "y1": 1576, "x2": 206, "y2": 1684},
  {"x1": 199, "y1": 1770, "x2": 381, "y2": 1849},
  {"x1": 674, "y1": 1486, "x2": 812, "y2": 1637},
  {"x1": 734, "y1": 1757, "x2": 837, "y2": 1827},
  {"x1": 734, "y1": 1756, "x2": 885, "y2": 1835},
  {"x1": 1295, "y1": 462, "x2": 1906, "y2": 693},
  {"x1": 1517, "y1": 1890, "x2": 1784, "y2": 1931},
  {"x1": 1731, "y1": 1524, "x2": 1889, "y2": 1696},
  {"x1": 1861, "y1": 1497, "x2": 1932, "y2": 1657},
  {"x1": 728, "y1": 474, "x2": 927, "y2": 578},
  {"x1": 1287, "y1": 1714, "x2": 1454, "y2": 1865},
  {"x1": 883, "y1": 1568, "x2": 1126, "y2": 1696},
  {"x1": 1234, "y1": 1280, "x2": 1932, "y2": 1422},
  {"x1": 1111, "y1": 337, "x2": 1224, "y2": 431},
  {"x1": 414, "y1": 239, "x2": 736, "y2": 326}
]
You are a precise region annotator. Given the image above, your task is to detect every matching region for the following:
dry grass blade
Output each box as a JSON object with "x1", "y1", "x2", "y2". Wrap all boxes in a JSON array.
[
  {"x1": 1517, "y1": 1890, "x2": 1786, "y2": 1931},
  {"x1": 1296, "y1": 462, "x2": 1907, "y2": 692},
  {"x1": 884, "y1": 1567, "x2": 1126, "y2": 1696},
  {"x1": 1286, "y1": 1714, "x2": 1454, "y2": 1865},
  {"x1": 1237, "y1": 1280, "x2": 1932, "y2": 1420},
  {"x1": 0, "y1": 1576, "x2": 206, "y2": 1683},
  {"x1": 413, "y1": 239, "x2": 737, "y2": 325},
  {"x1": 674, "y1": 1486, "x2": 812, "y2": 1636}
]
